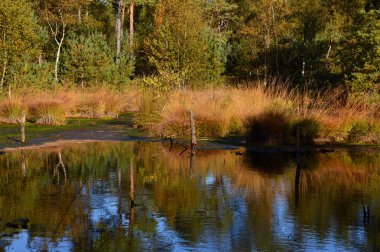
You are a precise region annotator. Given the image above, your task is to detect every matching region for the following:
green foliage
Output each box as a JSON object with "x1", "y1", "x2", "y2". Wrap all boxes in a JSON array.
[
  {"x1": 113, "y1": 48, "x2": 135, "y2": 87},
  {"x1": 0, "y1": 0, "x2": 379, "y2": 96},
  {"x1": 145, "y1": 0, "x2": 228, "y2": 90},
  {"x1": 0, "y1": 0, "x2": 40, "y2": 89},
  {"x1": 63, "y1": 32, "x2": 115, "y2": 86},
  {"x1": 339, "y1": 10, "x2": 380, "y2": 94},
  {"x1": 11, "y1": 56, "x2": 54, "y2": 89}
]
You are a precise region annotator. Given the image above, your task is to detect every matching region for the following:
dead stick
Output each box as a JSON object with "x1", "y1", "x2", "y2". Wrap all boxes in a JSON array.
[
  {"x1": 189, "y1": 110, "x2": 197, "y2": 148},
  {"x1": 21, "y1": 111, "x2": 26, "y2": 144}
]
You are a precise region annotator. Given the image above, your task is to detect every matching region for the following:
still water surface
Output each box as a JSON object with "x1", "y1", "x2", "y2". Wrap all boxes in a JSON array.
[{"x1": 0, "y1": 142, "x2": 379, "y2": 251}]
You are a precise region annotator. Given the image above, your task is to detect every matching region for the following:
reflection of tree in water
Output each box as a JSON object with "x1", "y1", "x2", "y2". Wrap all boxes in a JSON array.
[{"x1": 0, "y1": 143, "x2": 380, "y2": 250}]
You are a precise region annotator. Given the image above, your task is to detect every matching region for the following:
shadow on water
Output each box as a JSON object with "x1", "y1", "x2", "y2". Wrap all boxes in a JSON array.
[{"x1": 0, "y1": 141, "x2": 379, "y2": 251}]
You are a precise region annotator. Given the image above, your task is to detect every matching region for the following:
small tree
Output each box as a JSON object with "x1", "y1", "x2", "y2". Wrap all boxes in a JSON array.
[
  {"x1": 63, "y1": 32, "x2": 114, "y2": 87},
  {"x1": 145, "y1": 0, "x2": 226, "y2": 89}
]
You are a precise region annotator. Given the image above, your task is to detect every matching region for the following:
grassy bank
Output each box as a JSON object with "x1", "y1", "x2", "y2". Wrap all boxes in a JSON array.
[
  {"x1": 1, "y1": 83, "x2": 379, "y2": 145},
  {"x1": 136, "y1": 84, "x2": 380, "y2": 145}
]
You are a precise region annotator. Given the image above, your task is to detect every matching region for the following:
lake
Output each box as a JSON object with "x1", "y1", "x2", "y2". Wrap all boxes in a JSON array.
[{"x1": 0, "y1": 141, "x2": 379, "y2": 251}]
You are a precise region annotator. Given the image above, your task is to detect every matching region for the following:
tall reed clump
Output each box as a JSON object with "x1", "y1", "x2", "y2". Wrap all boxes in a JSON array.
[
  {"x1": 76, "y1": 90, "x2": 126, "y2": 118},
  {"x1": 0, "y1": 97, "x2": 26, "y2": 123},
  {"x1": 28, "y1": 98, "x2": 68, "y2": 125}
]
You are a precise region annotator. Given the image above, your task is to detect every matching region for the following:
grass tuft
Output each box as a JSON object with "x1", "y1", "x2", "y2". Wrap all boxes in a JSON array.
[
  {"x1": 28, "y1": 99, "x2": 67, "y2": 125},
  {"x1": 0, "y1": 98, "x2": 26, "y2": 123}
]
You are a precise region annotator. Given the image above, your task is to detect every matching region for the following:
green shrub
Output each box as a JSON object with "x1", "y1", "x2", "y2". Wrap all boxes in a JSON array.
[{"x1": 347, "y1": 121, "x2": 380, "y2": 144}]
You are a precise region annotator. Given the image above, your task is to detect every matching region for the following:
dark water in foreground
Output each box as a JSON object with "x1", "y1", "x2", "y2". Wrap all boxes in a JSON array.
[{"x1": 0, "y1": 142, "x2": 379, "y2": 251}]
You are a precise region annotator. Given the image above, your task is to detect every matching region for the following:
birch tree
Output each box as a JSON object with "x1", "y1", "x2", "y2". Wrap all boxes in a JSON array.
[{"x1": 36, "y1": 0, "x2": 91, "y2": 83}]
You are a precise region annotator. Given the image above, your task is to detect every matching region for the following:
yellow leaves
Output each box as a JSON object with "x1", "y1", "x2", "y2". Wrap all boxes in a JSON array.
[{"x1": 0, "y1": 0, "x2": 39, "y2": 62}]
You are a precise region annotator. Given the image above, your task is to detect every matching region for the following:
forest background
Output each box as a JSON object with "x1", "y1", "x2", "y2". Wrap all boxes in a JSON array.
[{"x1": 0, "y1": 0, "x2": 379, "y2": 144}]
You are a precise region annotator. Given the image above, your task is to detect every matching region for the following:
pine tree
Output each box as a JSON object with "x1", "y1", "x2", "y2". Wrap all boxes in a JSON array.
[
  {"x1": 63, "y1": 32, "x2": 115, "y2": 87},
  {"x1": 145, "y1": 0, "x2": 227, "y2": 89}
]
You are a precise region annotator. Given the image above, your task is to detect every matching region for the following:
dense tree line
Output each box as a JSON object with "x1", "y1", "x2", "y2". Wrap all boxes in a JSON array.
[{"x1": 0, "y1": 0, "x2": 379, "y2": 94}]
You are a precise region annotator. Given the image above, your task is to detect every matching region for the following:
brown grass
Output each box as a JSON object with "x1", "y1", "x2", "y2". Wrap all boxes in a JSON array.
[
  {"x1": 0, "y1": 97, "x2": 26, "y2": 123},
  {"x1": 0, "y1": 87, "x2": 142, "y2": 125},
  {"x1": 1, "y1": 82, "x2": 378, "y2": 144},
  {"x1": 138, "y1": 82, "x2": 379, "y2": 143}
]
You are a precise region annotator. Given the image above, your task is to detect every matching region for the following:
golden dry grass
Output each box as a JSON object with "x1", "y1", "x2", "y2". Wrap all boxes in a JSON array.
[
  {"x1": 0, "y1": 87, "x2": 142, "y2": 125},
  {"x1": 142, "y1": 84, "x2": 379, "y2": 142},
  {"x1": 1, "y1": 83, "x2": 378, "y2": 143},
  {"x1": 0, "y1": 97, "x2": 26, "y2": 123}
]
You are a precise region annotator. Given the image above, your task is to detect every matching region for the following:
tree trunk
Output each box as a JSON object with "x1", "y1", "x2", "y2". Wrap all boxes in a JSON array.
[
  {"x1": 78, "y1": 6, "x2": 82, "y2": 22},
  {"x1": 38, "y1": 51, "x2": 43, "y2": 65},
  {"x1": 54, "y1": 31, "x2": 65, "y2": 83},
  {"x1": 8, "y1": 83, "x2": 11, "y2": 98},
  {"x1": 130, "y1": 0, "x2": 134, "y2": 53},
  {"x1": 116, "y1": 0, "x2": 124, "y2": 64},
  {"x1": 189, "y1": 110, "x2": 197, "y2": 147},
  {"x1": 1, "y1": 32, "x2": 6, "y2": 92},
  {"x1": 1, "y1": 58, "x2": 7, "y2": 91},
  {"x1": 21, "y1": 111, "x2": 26, "y2": 144}
]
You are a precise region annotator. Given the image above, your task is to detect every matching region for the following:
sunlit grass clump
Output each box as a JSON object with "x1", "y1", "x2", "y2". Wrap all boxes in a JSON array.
[
  {"x1": 28, "y1": 98, "x2": 67, "y2": 125},
  {"x1": 0, "y1": 97, "x2": 26, "y2": 123}
]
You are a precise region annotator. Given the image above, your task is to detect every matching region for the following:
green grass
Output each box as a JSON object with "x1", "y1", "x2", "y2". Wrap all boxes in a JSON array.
[{"x1": 0, "y1": 113, "x2": 140, "y2": 148}]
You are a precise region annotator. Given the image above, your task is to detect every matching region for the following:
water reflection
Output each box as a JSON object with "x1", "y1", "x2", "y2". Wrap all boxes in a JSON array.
[{"x1": 0, "y1": 142, "x2": 379, "y2": 251}]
